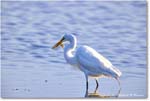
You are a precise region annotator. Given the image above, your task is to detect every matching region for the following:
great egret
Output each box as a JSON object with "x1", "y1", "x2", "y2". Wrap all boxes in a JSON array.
[{"x1": 52, "y1": 34, "x2": 122, "y2": 96}]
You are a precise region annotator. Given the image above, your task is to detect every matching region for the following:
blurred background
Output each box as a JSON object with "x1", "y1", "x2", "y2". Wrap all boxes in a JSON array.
[{"x1": 1, "y1": 1, "x2": 147, "y2": 98}]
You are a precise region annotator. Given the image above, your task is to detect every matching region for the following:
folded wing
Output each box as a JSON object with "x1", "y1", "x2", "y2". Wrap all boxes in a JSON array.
[{"x1": 76, "y1": 45, "x2": 121, "y2": 78}]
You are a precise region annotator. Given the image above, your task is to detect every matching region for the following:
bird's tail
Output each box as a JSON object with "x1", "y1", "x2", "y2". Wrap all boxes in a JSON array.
[{"x1": 111, "y1": 66, "x2": 122, "y2": 77}]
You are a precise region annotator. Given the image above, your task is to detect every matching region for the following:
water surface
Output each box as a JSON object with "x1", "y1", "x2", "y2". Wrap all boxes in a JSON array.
[{"x1": 1, "y1": 1, "x2": 147, "y2": 98}]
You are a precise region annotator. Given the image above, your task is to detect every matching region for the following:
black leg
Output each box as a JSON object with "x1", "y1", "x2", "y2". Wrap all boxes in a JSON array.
[
  {"x1": 86, "y1": 81, "x2": 88, "y2": 90},
  {"x1": 85, "y1": 76, "x2": 88, "y2": 97},
  {"x1": 94, "y1": 79, "x2": 99, "y2": 93}
]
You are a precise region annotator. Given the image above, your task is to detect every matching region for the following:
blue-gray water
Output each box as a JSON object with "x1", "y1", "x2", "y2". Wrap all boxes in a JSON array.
[{"x1": 1, "y1": 1, "x2": 147, "y2": 98}]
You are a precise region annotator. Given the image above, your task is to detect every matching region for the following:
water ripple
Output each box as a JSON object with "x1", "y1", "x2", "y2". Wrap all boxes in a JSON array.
[{"x1": 1, "y1": 1, "x2": 147, "y2": 98}]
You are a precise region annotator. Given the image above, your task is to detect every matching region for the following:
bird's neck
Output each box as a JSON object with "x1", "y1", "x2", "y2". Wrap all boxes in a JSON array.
[{"x1": 64, "y1": 37, "x2": 77, "y2": 65}]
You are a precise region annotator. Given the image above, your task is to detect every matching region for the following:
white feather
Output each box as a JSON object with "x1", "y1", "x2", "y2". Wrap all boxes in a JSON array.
[{"x1": 76, "y1": 45, "x2": 121, "y2": 78}]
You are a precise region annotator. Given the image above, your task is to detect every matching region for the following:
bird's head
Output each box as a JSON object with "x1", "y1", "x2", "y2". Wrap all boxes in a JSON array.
[{"x1": 52, "y1": 34, "x2": 75, "y2": 49}]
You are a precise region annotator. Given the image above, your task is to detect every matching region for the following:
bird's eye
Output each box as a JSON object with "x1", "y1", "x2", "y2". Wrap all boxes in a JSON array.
[{"x1": 62, "y1": 37, "x2": 65, "y2": 41}]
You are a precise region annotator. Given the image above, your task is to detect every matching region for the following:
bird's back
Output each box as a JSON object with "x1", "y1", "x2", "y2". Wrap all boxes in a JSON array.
[{"x1": 76, "y1": 45, "x2": 122, "y2": 78}]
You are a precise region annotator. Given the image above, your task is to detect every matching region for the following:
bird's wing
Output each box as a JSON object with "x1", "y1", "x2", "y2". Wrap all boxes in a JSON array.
[{"x1": 76, "y1": 46, "x2": 121, "y2": 77}]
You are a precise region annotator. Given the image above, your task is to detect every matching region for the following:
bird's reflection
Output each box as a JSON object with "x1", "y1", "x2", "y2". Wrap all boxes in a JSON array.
[{"x1": 85, "y1": 86, "x2": 121, "y2": 98}]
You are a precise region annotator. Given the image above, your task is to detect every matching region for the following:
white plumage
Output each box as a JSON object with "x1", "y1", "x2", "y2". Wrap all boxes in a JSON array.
[
  {"x1": 52, "y1": 34, "x2": 122, "y2": 95},
  {"x1": 76, "y1": 46, "x2": 121, "y2": 78}
]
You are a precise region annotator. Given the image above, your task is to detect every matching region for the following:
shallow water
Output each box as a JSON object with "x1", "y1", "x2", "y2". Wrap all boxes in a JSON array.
[{"x1": 1, "y1": 1, "x2": 147, "y2": 98}]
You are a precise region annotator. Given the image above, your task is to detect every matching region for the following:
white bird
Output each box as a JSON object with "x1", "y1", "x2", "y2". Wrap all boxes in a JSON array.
[{"x1": 52, "y1": 34, "x2": 122, "y2": 96}]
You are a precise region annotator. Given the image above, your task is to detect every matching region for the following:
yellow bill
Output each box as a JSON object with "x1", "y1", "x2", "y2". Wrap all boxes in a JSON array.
[{"x1": 52, "y1": 37, "x2": 64, "y2": 49}]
